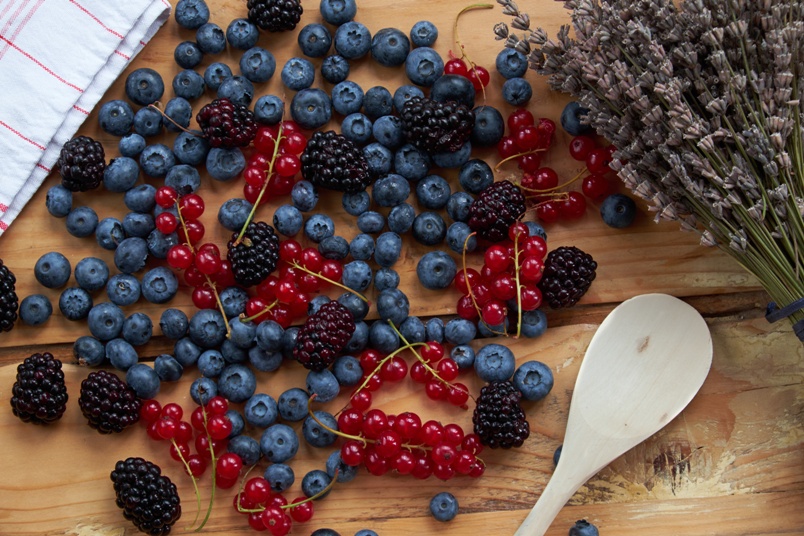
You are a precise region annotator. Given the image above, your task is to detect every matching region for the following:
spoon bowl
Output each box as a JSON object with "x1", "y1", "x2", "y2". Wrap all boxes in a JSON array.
[{"x1": 515, "y1": 293, "x2": 713, "y2": 535}]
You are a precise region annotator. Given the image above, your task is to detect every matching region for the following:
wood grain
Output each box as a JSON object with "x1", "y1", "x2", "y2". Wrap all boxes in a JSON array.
[{"x1": 0, "y1": 0, "x2": 800, "y2": 535}]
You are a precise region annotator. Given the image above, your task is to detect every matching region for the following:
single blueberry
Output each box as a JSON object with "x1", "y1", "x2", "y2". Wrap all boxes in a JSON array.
[
  {"x1": 239, "y1": 46, "x2": 276, "y2": 83},
  {"x1": 569, "y1": 520, "x2": 600, "y2": 536},
  {"x1": 560, "y1": 100, "x2": 593, "y2": 136},
  {"x1": 496, "y1": 48, "x2": 529, "y2": 79},
  {"x1": 331, "y1": 80, "x2": 364, "y2": 116},
  {"x1": 302, "y1": 469, "x2": 332, "y2": 499},
  {"x1": 174, "y1": 337, "x2": 202, "y2": 368},
  {"x1": 320, "y1": 0, "x2": 357, "y2": 25},
  {"x1": 474, "y1": 343, "x2": 517, "y2": 382},
  {"x1": 125, "y1": 68, "x2": 164, "y2": 106},
  {"x1": 363, "y1": 86, "x2": 393, "y2": 119},
  {"x1": 425, "y1": 317, "x2": 445, "y2": 343},
  {"x1": 278, "y1": 387, "x2": 310, "y2": 422},
  {"x1": 502, "y1": 77, "x2": 533, "y2": 106},
  {"x1": 255, "y1": 320, "x2": 284, "y2": 352},
  {"x1": 155, "y1": 354, "x2": 183, "y2": 382},
  {"x1": 337, "y1": 292, "x2": 368, "y2": 322},
  {"x1": 334, "y1": 21, "x2": 371, "y2": 59},
  {"x1": 173, "y1": 131, "x2": 209, "y2": 166},
  {"x1": 376, "y1": 288, "x2": 409, "y2": 326},
  {"x1": 122, "y1": 184, "x2": 155, "y2": 214},
  {"x1": 410, "y1": 20, "x2": 438, "y2": 47},
  {"x1": 248, "y1": 347, "x2": 281, "y2": 372},
  {"x1": 341, "y1": 113, "x2": 373, "y2": 145},
  {"x1": 471, "y1": 105, "x2": 505, "y2": 147},
  {"x1": 172, "y1": 69, "x2": 206, "y2": 100},
  {"x1": 107, "y1": 338, "x2": 139, "y2": 371},
  {"x1": 174, "y1": 40, "x2": 203, "y2": 69},
  {"x1": 298, "y1": 23, "x2": 332, "y2": 57},
  {"x1": 126, "y1": 363, "x2": 160, "y2": 399},
  {"x1": 431, "y1": 74, "x2": 475, "y2": 108},
  {"x1": 430, "y1": 492, "x2": 458, "y2": 522},
  {"x1": 228, "y1": 435, "x2": 261, "y2": 466},
  {"x1": 133, "y1": 106, "x2": 163, "y2": 137},
  {"x1": 600, "y1": 193, "x2": 637, "y2": 228},
  {"x1": 392, "y1": 84, "x2": 425, "y2": 114},
  {"x1": 405, "y1": 46, "x2": 444, "y2": 87},
  {"x1": 264, "y1": 463, "x2": 295, "y2": 493},
  {"x1": 139, "y1": 144, "x2": 175, "y2": 178},
  {"x1": 372, "y1": 115, "x2": 404, "y2": 149},
  {"x1": 273, "y1": 204, "x2": 303, "y2": 236},
  {"x1": 417, "y1": 250, "x2": 457, "y2": 289},
  {"x1": 291, "y1": 180, "x2": 319, "y2": 212},
  {"x1": 217, "y1": 75, "x2": 254, "y2": 107},
  {"x1": 98, "y1": 100, "x2": 134, "y2": 136},
  {"x1": 318, "y1": 235, "x2": 350, "y2": 260},
  {"x1": 387, "y1": 203, "x2": 415, "y2": 234},
  {"x1": 175, "y1": 0, "x2": 209, "y2": 29},
  {"x1": 206, "y1": 147, "x2": 246, "y2": 181},
  {"x1": 513, "y1": 360, "x2": 554, "y2": 401},
  {"x1": 141, "y1": 266, "x2": 179, "y2": 304},
  {"x1": 46, "y1": 185, "x2": 73, "y2": 218},
  {"x1": 217, "y1": 363, "x2": 257, "y2": 403},
  {"x1": 416, "y1": 174, "x2": 451, "y2": 210},
  {"x1": 281, "y1": 57, "x2": 315, "y2": 90},
  {"x1": 218, "y1": 197, "x2": 253, "y2": 232},
  {"x1": 222, "y1": 340, "x2": 248, "y2": 364},
  {"x1": 394, "y1": 143, "x2": 430, "y2": 182},
  {"x1": 261, "y1": 423, "x2": 300, "y2": 463},
  {"x1": 19, "y1": 294, "x2": 52, "y2": 326},
  {"x1": 342, "y1": 260, "x2": 372, "y2": 292},
  {"x1": 95, "y1": 217, "x2": 125, "y2": 250},
  {"x1": 74, "y1": 336, "x2": 105, "y2": 366},
  {"x1": 451, "y1": 344, "x2": 475, "y2": 369},
  {"x1": 190, "y1": 376, "x2": 217, "y2": 405},
  {"x1": 412, "y1": 211, "x2": 446, "y2": 246},
  {"x1": 189, "y1": 309, "x2": 227, "y2": 349},
  {"x1": 226, "y1": 410, "x2": 245, "y2": 437},
  {"x1": 34, "y1": 252, "x2": 71, "y2": 289},
  {"x1": 326, "y1": 450, "x2": 359, "y2": 483},
  {"x1": 526, "y1": 221, "x2": 548, "y2": 240},
  {"x1": 371, "y1": 27, "x2": 410, "y2": 67},
  {"x1": 308, "y1": 295, "x2": 331, "y2": 316},
  {"x1": 368, "y1": 320, "x2": 400, "y2": 354},
  {"x1": 432, "y1": 141, "x2": 472, "y2": 169},
  {"x1": 320, "y1": 54, "x2": 350, "y2": 83},
  {"x1": 160, "y1": 308, "x2": 189, "y2": 340},
  {"x1": 122, "y1": 212, "x2": 155, "y2": 238},
  {"x1": 446, "y1": 191, "x2": 474, "y2": 222},
  {"x1": 459, "y1": 158, "x2": 494, "y2": 194},
  {"x1": 203, "y1": 62, "x2": 233, "y2": 91},
  {"x1": 306, "y1": 369, "x2": 340, "y2": 403},
  {"x1": 147, "y1": 230, "x2": 179, "y2": 260},
  {"x1": 372, "y1": 173, "x2": 410, "y2": 207},
  {"x1": 344, "y1": 320, "x2": 368, "y2": 353},
  {"x1": 163, "y1": 97, "x2": 193, "y2": 132},
  {"x1": 226, "y1": 18, "x2": 259, "y2": 50},
  {"x1": 196, "y1": 22, "x2": 226, "y2": 54},
  {"x1": 290, "y1": 88, "x2": 332, "y2": 130},
  {"x1": 399, "y1": 315, "x2": 426, "y2": 343},
  {"x1": 119, "y1": 133, "x2": 147, "y2": 158},
  {"x1": 447, "y1": 221, "x2": 476, "y2": 253},
  {"x1": 106, "y1": 273, "x2": 141, "y2": 307},
  {"x1": 302, "y1": 411, "x2": 338, "y2": 448},
  {"x1": 374, "y1": 232, "x2": 402, "y2": 268},
  {"x1": 245, "y1": 393, "x2": 279, "y2": 428},
  {"x1": 253, "y1": 95, "x2": 285, "y2": 124},
  {"x1": 341, "y1": 191, "x2": 371, "y2": 216},
  {"x1": 520, "y1": 309, "x2": 548, "y2": 338},
  {"x1": 114, "y1": 237, "x2": 149, "y2": 274},
  {"x1": 349, "y1": 233, "x2": 375, "y2": 261},
  {"x1": 373, "y1": 267, "x2": 399, "y2": 291},
  {"x1": 445, "y1": 318, "x2": 477, "y2": 346},
  {"x1": 357, "y1": 211, "x2": 384, "y2": 234},
  {"x1": 220, "y1": 286, "x2": 249, "y2": 318},
  {"x1": 228, "y1": 318, "x2": 255, "y2": 349},
  {"x1": 122, "y1": 312, "x2": 153, "y2": 346},
  {"x1": 66, "y1": 206, "x2": 99, "y2": 238},
  {"x1": 103, "y1": 157, "x2": 139, "y2": 193},
  {"x1": 304, "y1": 213, "x2": 335, "y2": 243},
  {"x1": 332, "y1": 355, "x2": 362, "y2": 386}
]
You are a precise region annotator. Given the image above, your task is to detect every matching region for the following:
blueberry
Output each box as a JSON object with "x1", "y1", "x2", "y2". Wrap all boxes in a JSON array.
[
  {"x1": 125, "y1": 68, "x2": 164, "y2": 106},
  {"x1": 304, "y1": 213, "x2": 335, "y2": 243},
  {"x1": 334, "y1": 21, "x2": 371, "y2": 59},
  {"x1": 356, "y1": 211, "x2": 384, "y2": 234},
  {"x1": 392, "y1": 84, "x2": 425, "y2": 114},
  {"x1": 374, "y1": 268, "x2": 399, "y2": 291},
  {"x1": 46, "y1": 185, "x2": 73, "y2": 218},
  {"x1": 432, "y1": 140, "x2": 472, "y2": 169},
  {"x1": 368, "y1": 320, "x2": 400, "y2": 354},
  {"x1": 525, "y1": 221, "x2": 548, "y2": 240},
  {"x1": 119, "y1": 133, "x2": 147, "y2": 158},
  {"x1": 569, "y1": 520, "x2": 600, "y2": 536},
  {"x1": 174, "y1": 337, "x2": 202, "y2": 367},
  {"x1": 114, "y1": 237, "x2": 149, "y2": 274},
  {"x1": 106, "y1": 274, "x2": 141, "y2": 306},
  {"x1": 74, "y1": 336, "x2": 105, "y2": 366},
  {"x1": 34, "y1": 252, "x2": 71, "y2": 289},
  {"x1": 147, "y1": 230, "x2": 179, "y2": 260},
  {"x1": 446, "y1": 191, "x2": 474, "y2": 222},
  {"x1": 163, "y1": 97, "x2": 193, "y2": 132},
  {"x1": 349, "y1": 233, "x2": 375, "y2": 261},
  {"x1": 174, "y1": 40, "x2": 203, "y2": 69},
  {"x1": 298, "y1": 23, "x2": 332, "y2": 57},
  {"x1": 123, "y1": 212, "x2": 155, "y2": 238},
  {"x1": 203, "y1": 62, "x2": 233, "y2": 91},
  {"x1": 412, "y1": 211, "x2": 446, "y2": 245},
  {"x1": 253, "y1": 95, "x2": 285, "y2": 125},
  {"x1": 273, "y1": 204, "x2": 303, "y2": 236},
  {"x1": 320, "y1": 54, "x2": 350, "y2": 83},
  {"x1": 154, "y1": 354, "x2": 183, "y2": 382},
  {"x1": 331, "y1": 80, "x2": 363, "y2": 116},
  {"x1": 220, "y1": 286, "x2": 248, "y2": 318},
  {"x1": 196, "y1": 22, "x2": 226, "y2": 54},
  {"x1": 66, "y1": 206, "x2": 99, "y2": 238},
  {"x1": 217, "y1": 364, "x2": 257, "y2": 403},
  {"x1": 496, "y1": 48, "x2": 529, "y2": 79},
  {"x1": 19, "y1": 294, "x2": 52, "y2": 326},
  {"x1": 160, "y1": 308, "x2": 189, "y2": 340},
  {"x1": 332, "y1": 355, "x2": 362, "y2": 386},
  {"x1": 103, "y1": 157, "x2": 139, "y2": 193},
  {"x1": 430, "y1": 492, "x2": 458, "y2": 522},
  {"x1": 344, "y1": 320, "x2": 369, "y2": 353},
  {"x1": 410, "y1": 20, "x2": 438, "y2": 47},
  {"x1": 600, "y1": 193, "x2": 637, "y2": 228},
  {"x1": 139, "y1": 144, "x2": 175, "y2": 177},
  {"x1": 98, "y1": 100, "x2": 134, "y2": 136},
  {"x1": 341, "y1": 113, "x2": 373, "y2": 145},
  {"x1": 190, "y1": 376, "x2": 217, "y2": 405},
  {"x1": 141, "y1": 266, "x2": 179, "y2": 304},
  {"x1": 189, "y1": 309, "x2": 227, "y2": 349},
  {"x1": 342, "y1": 260, "x2": 372, "y2": 292},
  {"x1": 121, "y1": 184, "x2": 154, "y2": 214},
  {"x1": 245, "y1": 393, "x2": 278, "y2": 428},
  {"x1": 372, "y1": 115, "x2": 404, "y2": 149},
  {"x1": 520, "y1": 309, "x2": 548, "y2": 338},
  {"x1": 445, "y1": 318, "x2": 477, "y2": 345},
  {"x1": 290, "y1": 88, "x2": 332, "y2": 130},
  {"x1": 278, "y1": 387, "x2": 310, "y2": 422},
  {"x1": 122, "y1": 312, "x2": 153, "y2": 346},
  {"x1": 363, "y1": 86, "x2": 393, "y2": 119},
  {"x1": 451, "y1": 344, "x2": 475, "y2": 369},
  {"x1": 320, "y1": 0, "x2": 357, "y2": 25},
  {"x1": 226, "y1": 18, "x2": 259, "y2": 49},
  {"x1": 502, "y1": 77, "x2": 533, "y2": 106},
  {"x1": 326, "y1": 450, "x2": 359, "y2": 483},
  {"x1": 95, "y1": 217, "x2": 125, "y2": 250},
  {"x1": 281, "y1": 327, "x2": 300, "y2": 357},
  {"x1": 355, "y1": 531, "x2": 379, "y2": 536},
  {"x1": 239, "y1": 46, "x2": 276, "y2": 83},
  {"x1": 513, "y1": 360, "x2": 554, "y2": 401},
  {"x1": 374, "y1": 232, "x2": 402, "y2": 267},
  {"x1": 206, "y1": 148, "x2": 246, "y2": 182},
  {"x1": 319, "y1": 235, "x2": 350, "y2": 260},
  {"x1": 478, "y1": 319, "x2": 509, "y2": 338},
  {"x1": 290, "y1": 180, "x2": 318, "y2": 212},
  {"x1": 376, "y1": 288, "x2": 409, "y2": 326},
  {"x1": 416, "y1": 174, "x2": 451, "y2": 209},
  {"x1": 471, "y1": 105, "x2": 505, "y2": 147},
  {"x1": 560, "y1": 100, "x2": 593, "y2": 136},
  {"x1": 430, "y1": 74, "x2": 475, "y2": 107},
  {"x1": 474, "y1": 343, "x2": 516, "y2": 382},
  {"x1": 133, "y1": 107, "x2": 163, "y2": 137},
  {"x1": 255, "y1": 320, "x2": 284, "y2": 352},
  {"x1": 425, "y1": 317, "x2": 445, "y2": 343},
  {"x1": 387, "y1": 203, "x2": 415, "y2": 234},
  {"x1": 417, "y1": 250, "x2": 457, "y2": 289},
  {"x1": 173, "y1": 131, "x2": 210, "y2": 166},
  {"x1": 371, "y1": 27, "x2": 410, "y2": 67},
  {"x1": 228, "y1": 435, "x2": 261, "y2": 465},
  {"x1": 308, "y1": 295, "x2": 331, "y2": 316},
  {"x1": 405, "y1": 46, "x2": 444, "y2": 86},
  {"x1": 217, "y1": 76, "x2": 254, "y2": 107},
  {"x1": 337, "y1": 292, "x2": 368, "y2": 322},
  {"x1": 400, "y1": 315, "x2": 425, "y2": 343},
  {"x1": 172, "y1": 70, "x2": 205, "y2": 100},
  {"x1": 107, "y1": 338, "x2": 139, "y2": 371},
  {"x1": 303, "y1": 410, "x2": 338, "y2": 447},
  {"x1": 248, "y1": 347, "x2": 281, "y2": 372},
  {"x1": 264, "y1": 463, "x2": 295, "y2": 493},
  {"x1": 218, "y1": 198, "x2": 252, "y2": 231},
  {"x1": 306, "y1": 369, "x2": 340, "y2": 403},
  {"x1": 459, "y1": 158, "x2": 494, "y2": 194},
  {"x1": 227, "y1": 410, "x2": 245, "y2": 437},
  {"x1": 222, "y1": 340, "x2": 248, "y2": 364},
  {"x1": 447, "y1": 221, "x2": 476, "y2": 253},
  {"x1": 261, "y1": 423, "x2": 300, "y2": 462},
  {"x1": 281, "y1": 57, "x2": 315, "y2": 90},
  {"x1": 126, "y1": 363, "x2": 160, "y2": 399},
  {"x1": 372, "y1": 173, "x2": 410, "y2": 207},
  {"x1": 393, "y1": 143, "x2": 430, "y2": 181},
  {"x1": 341, "y1": 191, "x2": 371, "y2": 216},
  {"x1": 175, "y1": 0, "x2": 209, "y2": 29}
]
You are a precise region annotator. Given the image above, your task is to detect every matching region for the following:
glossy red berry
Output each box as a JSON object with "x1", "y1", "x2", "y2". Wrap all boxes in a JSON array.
[
  {"x1": 155, "y1": 212, "x2": 178, "y2": 234},
  {"x1": 507, "y1": 108, "x2": 534, "y2": 132},
  {"x1": 569, "y1": 135, "x2": 597, "y2": 161},
  {"x1": 467, "y1": 65, "x2": 490, "y2": 90},
  {"x1": 216, "y1": 452, "x2": 243, "y2": 481},
  {"x1": 179, "y1": 194, "x2": 205, "y2": 219},
  {"x1": 154, "y1": 186, "x2": 178, "y2": 208},
  {"x1": 559, "y1": 191, "x2": 587, "y2": 219},
  {"x1": 586, "y1": 146, "x2": 613, "y2": 174},
  {"x1": 581, "y1": 173, "x2": 612, "y2": 201},
  {"x1": 444, "y1": 58, "x2": 468, "y2": 76}
]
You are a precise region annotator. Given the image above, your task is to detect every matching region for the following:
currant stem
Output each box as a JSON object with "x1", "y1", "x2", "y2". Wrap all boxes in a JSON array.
[
  {"x1": 289, "y1": 260, "x2": 369, "y2": 304},
  {"x1": 239, "y1": 299, "x2": 280, "y2": 323},
  {"x1": 513, "y1": 231, "x2": 523, "y2": 339},
  {"x1": 170, "y1": 438, "x2": 203, "y2": 531},
  {"x1": 147, "y1": 102, "x2": 199, "y2": 137},
  {"x1": 453, "y1": 4, "x2": 493, "y2": 103},
  {"x1": 195, "y1": 403, "x2": 216, "y2": 532},
  {"x1": 280, "y1": 467, "x2": 339, "y2": 509},
  {"x1": 494, "y1": 148, "x2": 548, "y2": 171}
]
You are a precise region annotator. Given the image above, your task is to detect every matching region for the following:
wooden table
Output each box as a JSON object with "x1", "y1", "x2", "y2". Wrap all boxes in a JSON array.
[{"x1": 1, "y1": 1, "x2": 802, "y2": 535}]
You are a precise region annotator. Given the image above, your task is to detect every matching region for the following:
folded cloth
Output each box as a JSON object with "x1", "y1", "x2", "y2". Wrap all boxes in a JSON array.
[{"x1": 0, "y1": 0, "x2": 171, "y2": 236}]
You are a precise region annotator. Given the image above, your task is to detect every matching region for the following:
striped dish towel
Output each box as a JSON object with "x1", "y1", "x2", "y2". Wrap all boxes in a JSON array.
[{"x1": 0, "y1": 0, "x2": 171, "y2": 236}]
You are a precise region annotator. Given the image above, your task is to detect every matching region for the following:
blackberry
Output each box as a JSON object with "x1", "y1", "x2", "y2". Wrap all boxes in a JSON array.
[
  {"x1": 467, "y1": 180, "x2": 526, "y2": 242},
  {"x1": 10, "y1": 352, "x2": 68, "y2": 424},
  {"x1": 79, "y1": 370, "x2": 142, "y2": 434},
  {"x1": 247, "y1": 0, "x2": 302, "y2": 32},
  {"x1": 196, "y1": 98, "x2": 257, "y2": 148},
  {"x1": 538, "y1": 246, "x2": 597, "y2": 308},
  {"x1": 399, "y1": 96, "x2": 474, "y2": 154},
  {"x1": 301, "y1": 130, "x2": 373, "y2": 193},
  {"x1": 0, "y1": 259, "x2": 18, "y2": 333},
  {"x1": 293, "y1": 301, "x2": 355, "y2": 371},
  {"x1": 472, "y1": 380, "x2": 530, "y2": 448},
  {"x1": 57, "y1": 136, "x2": 106, "y2": 192},
  {"x1": 111, "y1": 457, "x2": 181, "y2": 535},
  {"x1": 227, "y1": 221, "x2": 280, "y2": 287}
]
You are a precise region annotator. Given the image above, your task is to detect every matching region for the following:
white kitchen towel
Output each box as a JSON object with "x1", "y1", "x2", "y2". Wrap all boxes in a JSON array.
[{"x1": 0, "y1": 0, "x2": 171, "y2": 236}]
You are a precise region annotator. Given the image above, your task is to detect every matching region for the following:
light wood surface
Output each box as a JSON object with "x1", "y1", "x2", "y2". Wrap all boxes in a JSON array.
[{"x1": 1, "y1": 1, "x2": 803, "y2": 535}]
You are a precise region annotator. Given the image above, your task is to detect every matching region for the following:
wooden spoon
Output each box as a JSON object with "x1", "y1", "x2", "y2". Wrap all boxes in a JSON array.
[{"x1": 515, "y1": 293, "x2": 713, "y2": 536}]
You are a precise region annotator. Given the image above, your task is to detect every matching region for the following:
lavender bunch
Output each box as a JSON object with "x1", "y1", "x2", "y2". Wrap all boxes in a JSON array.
[{"x1": 496, "y1": 0, "x2": 804, "y2": 341}]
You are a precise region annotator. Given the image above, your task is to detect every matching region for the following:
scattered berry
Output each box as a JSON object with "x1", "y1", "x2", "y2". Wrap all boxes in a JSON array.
[{"x1": 10, "y1": 352, "x2": 68, "y2": 424}]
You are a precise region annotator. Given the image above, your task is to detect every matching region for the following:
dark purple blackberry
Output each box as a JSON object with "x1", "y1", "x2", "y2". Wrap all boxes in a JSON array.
[
  {"x1": 293, "y1": 301, "x2": 356, "y2": 371},
  {"x1": 196, "y1": 98, "x2": 257, "y2": 148},
  {"x1": 227, "y1": 221, "x2": 280, "y2": 287},
  {"x1": 247, "y1": 0, "x2": 302, "y2": 32},
  {"x1": 399, "y1": 96, "x2": 474, "y2": 154},
  {"x1": 10, "y1": 352, "x2": 68, "y2": 424},
  {"x1": 0, "y1": 259, "x2": 18, "y2": 333},
  {"x1": 472, "y1": 380, "x2": 530, "y2": 449},
  {"x1": 538, "y1": 246, "x2": 597, "y2": 308},
  {"x1": 111, "y1": 457, "x2": 181, "y2": 535},
  {"x1": 300, "y1": 130, "x2": 373, "y2": 193},
  {"x1": 467, "y1": 180, "x2": 526, "y2": 242},
  {"x1": 57, "y1": 136, "x2": 106, "y2": 192},
  {"x1": 79, "y1": 370, "x2": 142, "y2": 434}
]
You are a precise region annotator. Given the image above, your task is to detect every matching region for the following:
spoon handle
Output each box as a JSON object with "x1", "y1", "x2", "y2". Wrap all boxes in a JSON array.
[{"x1": 514, "y1": 458, "x2": 586, "y2": 536}]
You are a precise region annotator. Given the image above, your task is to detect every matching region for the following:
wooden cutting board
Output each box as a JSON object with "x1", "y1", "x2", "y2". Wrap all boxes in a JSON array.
[{"x1": 1, "y1": 1, "x2": 802, "y2": 535}]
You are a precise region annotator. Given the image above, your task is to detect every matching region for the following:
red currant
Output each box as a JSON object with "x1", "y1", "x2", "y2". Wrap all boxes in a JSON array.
[
  {"x1": 393, "y1": 411, "x2": 422, "y2": 440},
  {"x1": 289, "y1": 498, "x2": 314, "y2": 523},
  {"x1": 140, "y1": 400, "x2": 162, "y2": 423},
  {"x1": 535, "y1": 200, "x2": 561, "y2": 223},
  {"x1": 581, "y1": 173, "x2": 612, "y2": 201},
  {"x1": 276, "y1": 154, "x2": 300, "y2": 177},
  {"x1": 167, "y1": 244, "x2": 194, "y2": 270},
  {"x1": 419, "y1": 420, "x2": 445, "y2": 446},
  {"x1": 216, "y1": 452, "x2": 243, "y2": 481},
  {"x1": 586, "y1": 146, "x2": 613, "y2": 174},
  {"x1": 507, "y1": 108, "x2": 534, "y2": 132},
  {"x1": 484, "y1": 245, "x2": 511, "y2": 273},
  {"x1": 155, "y1": 212, "x2": 178, "y2": 234},
  {"x1": 559, "y1": 191, "x2": 587, "y2": 219},
  {"x1": 466, "y1": 65, "x2": 490, "y2": 90},
  {"x1": 514, "y1": 124, "x2": 541, "y2": 151},
  {"x1": 569, "y1": 135, "x2": 597, "y2": 161},
  {"x1": 444, "y1": 58, "x2": 468, "y2": 77},
  {"x1": 154, "y1": 186, "x2": 178, "y2": 208},
  {"x1": 179, "y1": 194, "x2": 205, "y2": 219},
  {"x1": 420, "y1": 341, "x2": 444, "y2": 363},
  {"x1": 481, "y1": 300, "x2": 507, "y2": 326},
  {"x1": 425, "y1": 379, "x2": 447, "y2": 401}
]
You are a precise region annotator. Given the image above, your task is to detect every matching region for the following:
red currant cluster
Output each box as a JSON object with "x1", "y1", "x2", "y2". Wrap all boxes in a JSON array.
[
  {"x1": 571, "y1": 135, "x2": 616, "y2": 202},
  {"x1": 242, "y1": 121, "x2": 307, "y2": 205},
  {"x1": 456, "y1": 222, "x2": 546, "y2": 333},
  {"x1": 233, "y1": 475, "x2": 317, "y2": 535},
  {"x1": 496, "y1": 108, "x2": 557, "y2": 174},
  {"x1": 444, "y1": 55, "x2": 490, "y2": 92}
]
